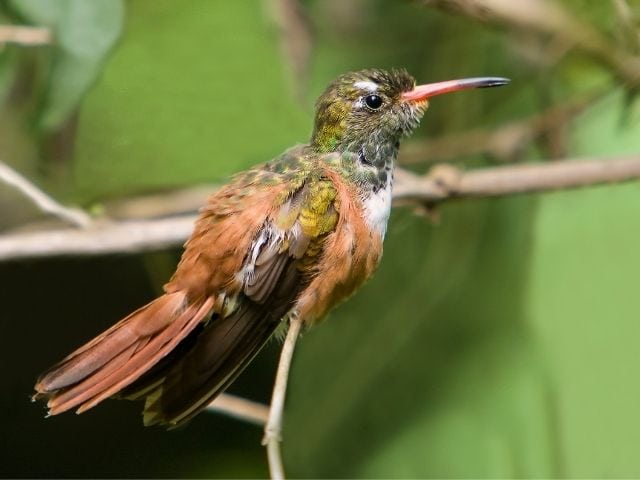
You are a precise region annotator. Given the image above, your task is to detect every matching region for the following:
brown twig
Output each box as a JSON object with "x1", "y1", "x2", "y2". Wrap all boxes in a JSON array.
[
  {"x1": 1, "y1": 155, "x2": 639, "y2": 261},
  {"x1": 103, "y1": 185, "x2": 213, "y2": 220},
  {"x1": 393, "y1": 155, "x2": 640, "y2": 205},
  {"x1": 0, "y1": 161, "x2": 93, "y2": 228},
  {"x1": 0, "y1": 215, "x2": 196, "y2": 261},
  {"x1": 268, "y1": 0, "x2": 314, "y2": 101},
  {"x1": 399, "y1": 92, "x2": 598, "y2": 164},
  {"x1": 611, "y1": 0, "x2": 640, "y2": 54},
  {"x1": 206, "y1": 393, "x2": 270, "y2": 426},
  {"x1": 0, "y1": 25, "x2": 52, "y2": 46},
  {"x1": 422, "y1": 0, "x2": 640, "y2": 86}
]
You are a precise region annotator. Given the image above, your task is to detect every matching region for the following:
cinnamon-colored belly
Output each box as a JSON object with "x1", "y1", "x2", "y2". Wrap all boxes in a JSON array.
[{"x1": 296, "y1": 172, "x2": 384, "y2": 325}]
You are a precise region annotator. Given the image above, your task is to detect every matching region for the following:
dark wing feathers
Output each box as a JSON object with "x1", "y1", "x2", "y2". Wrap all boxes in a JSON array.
[
  {"x1": 141, "y1": 244, "x2": 305, "y2": 426},
  {"x1": 34, "y1": 292, "x2": 214, "y2": 416},
  {"x1": 36, "y1": 164, "x2": 340, "y2": 427},
  {"x1": 245, "y1": 241, "x2": 290, "y2": 303},
  {"x1": 133, "y1": 179, "x2": 339, "y2": 427},
  {"x1": 144, "y1": 299, "x2": 282, "y2": 426}
]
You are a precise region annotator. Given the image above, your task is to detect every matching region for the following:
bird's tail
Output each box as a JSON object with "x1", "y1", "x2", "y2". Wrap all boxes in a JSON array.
[{"x1": 33, "y1": 291, "x2": 213, "y2": 416}]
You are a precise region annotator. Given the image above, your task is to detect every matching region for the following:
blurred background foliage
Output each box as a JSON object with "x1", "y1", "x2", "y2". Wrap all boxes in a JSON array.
[{"x1": 1, "y1": 0, "x2": 640, "y2": 478}]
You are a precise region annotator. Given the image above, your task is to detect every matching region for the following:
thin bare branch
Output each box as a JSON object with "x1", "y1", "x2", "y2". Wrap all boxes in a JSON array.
[
  {"x1": 422, "y1": 0, "x2": 640, "y2": 86},
  {"x1": 104, "y1": 184, "x2": 213, "y2": 220},
  {"x1": 611, "y1": 0, "x2": 640, "y2": 54},
  {"x1": 1, "y1": 155, "x2": 639, "y2": 261},
  {"x1": 393, "y1": 155, "x2": 640, "y2": 205},
  {"x1": 399, "y1": 91, "x2": 598, "y2": 164},
  {"x1": 206, "y1": 393, "x2": 270, "y2": 426},
  {"x1": 267, "y1": 0, "x2": 314, "y2": 101},
  {"x1": 0, "y1": 25, "x2": 52, "y2": 46},
  {"x1": 0, "y1": 215, "x2": 195, "y2": 261},
  {"x1": 263, "y1": 315, "x2": 303, "y2": 480},
  {"x1": 0, "y1": 162, "x2": 92, "y2": 228}
]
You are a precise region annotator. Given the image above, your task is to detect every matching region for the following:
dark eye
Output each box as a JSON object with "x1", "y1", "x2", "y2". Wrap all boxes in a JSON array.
[{"x1": 364, "y1": 94, "x2": 383, "y2": 110}]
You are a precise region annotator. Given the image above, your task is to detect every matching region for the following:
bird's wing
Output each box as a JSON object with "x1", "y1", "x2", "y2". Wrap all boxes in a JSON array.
[
  {"x1": 129, "y1": 162, "x2": 342, "y2": 427},
  {"x1": 34, "y1": 147, "x2": 335, "y2": 422}
]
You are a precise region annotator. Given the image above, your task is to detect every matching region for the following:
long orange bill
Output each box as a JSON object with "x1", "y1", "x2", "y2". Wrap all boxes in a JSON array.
[{"x1": 401, "y1": 77, "x2": 510, "y2": 102}]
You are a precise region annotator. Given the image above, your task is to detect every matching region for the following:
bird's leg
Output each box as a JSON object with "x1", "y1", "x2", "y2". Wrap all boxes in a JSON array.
[{"x1": 263, "y1": 313, "x2": 303, "y2": 480}]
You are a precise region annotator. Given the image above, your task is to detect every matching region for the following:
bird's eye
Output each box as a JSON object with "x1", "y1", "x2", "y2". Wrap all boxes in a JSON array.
[{"x1": 364, "y1": 94, "x2": 383, "y2": 110}]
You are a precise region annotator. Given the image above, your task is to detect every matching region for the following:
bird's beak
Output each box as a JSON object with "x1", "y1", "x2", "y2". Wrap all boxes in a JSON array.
[{"x1": 401, "y1": 77, "x2": 510, "y2": 102}]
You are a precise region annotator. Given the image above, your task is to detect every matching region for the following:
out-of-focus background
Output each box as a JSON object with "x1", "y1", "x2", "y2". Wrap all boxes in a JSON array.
[{"x1": 1, "y1": 0, "x2": 640, "y2": 477}]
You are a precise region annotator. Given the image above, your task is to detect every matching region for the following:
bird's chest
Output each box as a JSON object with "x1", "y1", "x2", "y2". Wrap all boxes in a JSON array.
[
  {"x1": 361, "y1": 178, "x2": 393, "y2": 239},
  {"x1": 294, "y1": 170, "x2": 388, "y2": 324}
]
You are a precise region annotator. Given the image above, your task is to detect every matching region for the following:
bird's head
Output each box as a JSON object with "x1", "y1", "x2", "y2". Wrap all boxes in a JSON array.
[{"x1": 310, "y1": 68, "x2": 508, "y2": 153}]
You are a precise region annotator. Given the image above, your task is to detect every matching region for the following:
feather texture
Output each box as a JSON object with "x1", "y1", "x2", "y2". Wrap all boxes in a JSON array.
[
  {"x1": 34, "y1": 292, "x2": 214, "y2": 415},
  {"x1": 34, "y1": 146, "x2": 383, "y2": 426},
  {"x1": 32, "y1": 68, "x2": 504, "y2": 427}
]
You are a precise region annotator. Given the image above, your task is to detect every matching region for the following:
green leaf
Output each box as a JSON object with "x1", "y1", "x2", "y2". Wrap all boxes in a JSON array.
[
  {"x1": 71, "y1": 0, "x2": 310, "y2": 201},
  {"x1": 9, "y1": 0, "x2": 124, "y2": 130},
  {"x1": 524, "y1": 89, "x2": 640, "y2": 477}
]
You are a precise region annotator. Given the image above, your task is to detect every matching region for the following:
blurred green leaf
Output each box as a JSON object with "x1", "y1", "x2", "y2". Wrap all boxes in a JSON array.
[
  {"x1": 71, "y1": 0, "x2": 310, "y2": 202},
  {"x1": 9, "y1": 0, "x2": 124, "y2": 130},
  {"x1": 569, "y1": 89, "x2": 640, "y2": 156},
  {"x1": 525, "y1": 88, "x2": 640, "y2": 477}
]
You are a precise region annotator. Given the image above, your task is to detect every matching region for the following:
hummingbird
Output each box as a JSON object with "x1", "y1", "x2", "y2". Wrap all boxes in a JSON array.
[{"x1": 33, "y1": 69, "x2": 508, "y2": 427}]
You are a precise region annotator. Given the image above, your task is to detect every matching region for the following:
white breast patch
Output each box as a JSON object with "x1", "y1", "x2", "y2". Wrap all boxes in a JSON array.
[{"x1": 362, "y1": 179, "x2": 392, "y2": 238}]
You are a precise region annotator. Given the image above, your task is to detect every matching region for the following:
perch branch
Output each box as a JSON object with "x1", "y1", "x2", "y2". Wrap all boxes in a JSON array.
[
  {"x1": 0, "y1": 25, "x2": 52, "y2": 46},
  {"x1": 393, "y1": 155, "x2": 640, "y2": 205},
  {"x1": 206, "y1": 393, "x2": 270, "y2": 426},
  {"x1": 1, "y1": 155, "x2": 640, "y2": 261},
  {"x1": 0, "y1": 161, "x2": 92, "y2": 228},
  {"x1": 263, "y1": 315, "x2": 303, "y2": 480}
]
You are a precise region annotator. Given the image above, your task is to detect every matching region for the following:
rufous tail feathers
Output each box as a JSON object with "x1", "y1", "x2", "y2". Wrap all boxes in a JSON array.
[{"x1": 33, "y1": 291, "x2": 213, "y2": 416}]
